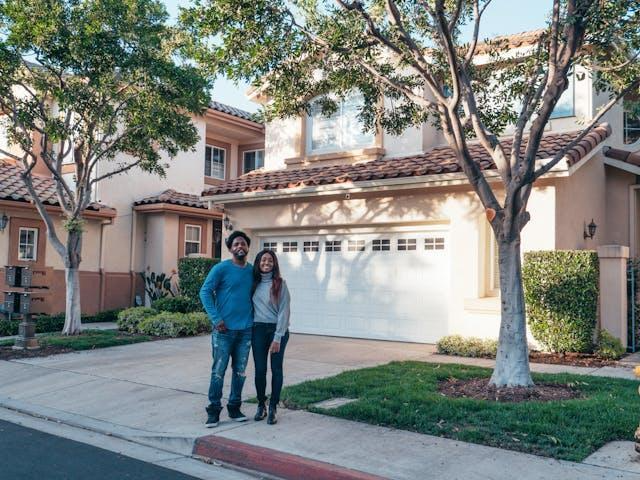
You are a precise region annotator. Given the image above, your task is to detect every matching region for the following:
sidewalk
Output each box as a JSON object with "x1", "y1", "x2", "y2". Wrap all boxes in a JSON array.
[{"x1": 0, "y1": 334, "x2": 639, "y2": 479}]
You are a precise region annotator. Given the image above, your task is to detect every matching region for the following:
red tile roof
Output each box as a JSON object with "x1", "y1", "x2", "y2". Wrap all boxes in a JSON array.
[
  {"x1": 202, "y1": 124, "x2": 611, "y2": 197},
  {"x1": 134, "y1": 189, "x2": 208, "y2": 209},
  {"x1": 0, "y1": 161, "x2": 115, "y2": 213},
  {"x1": 474, "y1": 29, "x2": 545, "y2": 54},
  {"x1": 603, "y1": 146, "x2": 640, "y2": 166}
]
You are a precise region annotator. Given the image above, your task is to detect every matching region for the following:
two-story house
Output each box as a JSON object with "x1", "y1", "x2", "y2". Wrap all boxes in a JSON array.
[
  {"x1": 0, "y1": 101, "x2": 264, "y2": 314},
  {"x1": 201, "y1": 31, "x2": 640, "y2": 345}
]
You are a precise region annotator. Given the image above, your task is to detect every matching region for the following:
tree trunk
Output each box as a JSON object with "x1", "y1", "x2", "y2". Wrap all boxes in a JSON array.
[
  {"x1": 61, "y1": 230, "x2": 83, "y2": 336},
  {"x1": 489, "y1": 235, "x2": 534, "y2": 387}
]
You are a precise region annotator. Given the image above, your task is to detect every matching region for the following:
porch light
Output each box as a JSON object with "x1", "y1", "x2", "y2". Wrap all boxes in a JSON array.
[
  {"x1": 583, "y1": 219, "x2": 597, "y2": 240},
  {"x1": 223, "y1": 215, "x2": 233, "y2": 232},
  {"x1": 0, "y1": 213, "x2": 8, "y2": 232}
]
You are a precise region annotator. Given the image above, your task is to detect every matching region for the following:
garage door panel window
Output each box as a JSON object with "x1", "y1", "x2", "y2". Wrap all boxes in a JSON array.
[
  {"x1": 347, "y1": 239, "x2": 366, "y2": 252},
  {"x1": 325, "y1": 240, "x2": 342, "y2": 252},
  {"x1": 263, "y1": 241, "x2": 278, "y2": 252},
  {"x1": 397, "y1": 239, "x2": 417, "y2": 251},
  {"x1": 283, "y1": 241, "x2": 298, "y2": 253},
  {"x1": 303, "y1": 241, "x2": 319, "y2": 252},
  {"x1": 425, "y1": 237, "x2": 446, "y2": 250},
  {"x1": 372, "y1": 239, "x2": 390, "y2": 251}
]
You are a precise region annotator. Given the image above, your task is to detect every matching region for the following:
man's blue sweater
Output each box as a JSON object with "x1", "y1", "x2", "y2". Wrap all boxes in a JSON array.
[{"x1": 199, "y1": 260, "x2": 254, "y2": 330}]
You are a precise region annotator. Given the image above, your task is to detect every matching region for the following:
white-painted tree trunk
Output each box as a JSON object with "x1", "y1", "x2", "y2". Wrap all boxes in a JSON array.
[
  {"x1": 489, "y1": 236, "x2": 534, "y2": 387},
  {"x1": 62, "y1": 267, "x2": 82, "y2": 335}
]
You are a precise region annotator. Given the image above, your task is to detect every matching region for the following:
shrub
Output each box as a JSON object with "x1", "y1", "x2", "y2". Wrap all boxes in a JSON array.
[
  {"x1": 151, "y1": 296, "x2": 198, "y2": 313},
  {"x1": 85, "y1": 309, "x2": 123, "y2": 323},
  {"x1": 595, "y1": 329, "x2": 626, "y2": 360},
  {"x1": 436, "y1": 335, "x2": 498, "y2": 358},
  {"x1": 138, "y1": 311, "x2": 210, "y2": 337},
  {"x1": 178, "y1": 257, "x2": 218, "y2": 308},
  {"x1": 0, "y1": 314, "x2": 66, "y2": 336},
  {"x1": 523, "y1": 250, "x2": 599, "y2": 353},
  {"x1": 116, "y1": 307, "x2": 157, "y2": 333}
]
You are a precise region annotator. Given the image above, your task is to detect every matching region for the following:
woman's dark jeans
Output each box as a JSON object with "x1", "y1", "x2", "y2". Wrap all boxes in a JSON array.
[{"x1": 252, "y1": 322, "x2": 289, "y2": 407}]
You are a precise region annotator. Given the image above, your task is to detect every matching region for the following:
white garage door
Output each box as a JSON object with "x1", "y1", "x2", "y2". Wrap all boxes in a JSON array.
[{"x1": 260, "y1": 230, "x2": 449, "y2": 343}]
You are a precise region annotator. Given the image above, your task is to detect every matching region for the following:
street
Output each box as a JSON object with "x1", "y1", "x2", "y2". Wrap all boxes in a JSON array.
[{"x1": 0, "y1": 419, "x2": 199, "y2": 480}]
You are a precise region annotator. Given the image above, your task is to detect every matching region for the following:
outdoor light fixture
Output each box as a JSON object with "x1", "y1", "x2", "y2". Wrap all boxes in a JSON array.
[
  {"x1": 583, "y1": 219, "x2": 597, "y2": 240},
  {"x1": 0, "y1": 213, "x2": 8, "y2": 232},
  {"x1": 223, "y1": 215, "x2": 233, "y2": 232}
]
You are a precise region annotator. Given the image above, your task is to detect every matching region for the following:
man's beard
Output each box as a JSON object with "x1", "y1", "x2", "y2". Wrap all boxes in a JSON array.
[{"x1": 233, "y1": 250, "x2": 247, "y2": 260}]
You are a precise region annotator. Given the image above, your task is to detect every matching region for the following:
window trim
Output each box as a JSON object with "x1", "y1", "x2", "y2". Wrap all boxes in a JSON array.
[
  {"x1": 624, "y1": 109, "x2": 640, "y2": 145},
  {"x1": 18, "y1": 227, "x2": 38, "y2": 261},
  {"x1": 204, "y1": 144, "x2": 227, "y2": 180},
  {"x1": 242, "y1": 149, "x2": 265, "y2": 174},
  {"x1": 184, "y1": 224, "x2": 202, "y2": 256}
]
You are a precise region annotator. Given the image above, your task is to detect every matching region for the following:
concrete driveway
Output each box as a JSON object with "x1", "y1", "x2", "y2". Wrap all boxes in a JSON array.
[{"x1": 0, "y1": 334, "x2": 437, "y2": 440}]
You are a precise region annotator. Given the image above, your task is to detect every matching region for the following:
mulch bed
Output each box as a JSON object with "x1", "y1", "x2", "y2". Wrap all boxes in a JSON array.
[
  {"x1": 438, "y1": 378, "x2": 582, "y2": 403},
  {"x1": 528, "y1": 351, "x2": 618, "y2": 368},
  {"x1": 0, "y1": 345, "x2": 73, "y2": 360}
]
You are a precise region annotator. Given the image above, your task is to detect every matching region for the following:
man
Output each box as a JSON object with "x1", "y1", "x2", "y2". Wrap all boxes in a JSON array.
[{"x1": 200, "y1": 230, "x2": 254, "y2": 427}]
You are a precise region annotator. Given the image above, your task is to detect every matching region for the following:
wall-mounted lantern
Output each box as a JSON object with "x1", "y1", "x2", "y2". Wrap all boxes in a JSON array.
[
  {"x1": 583, "y1": 219, "x2": 597, "y2": 240},
  {"x1": 0, "y1": 213, "x2": 8, "y2": 232},
  {"x1": 223, "y1": 215, "x2": 233, "y2": 232}
]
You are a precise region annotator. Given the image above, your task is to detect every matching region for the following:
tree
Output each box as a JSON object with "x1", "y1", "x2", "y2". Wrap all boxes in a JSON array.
[
  {"x1": 0, "y1": 0, "x2": 210, "y2": 335},
  {"x1": 183, "y1": 0, "x2": 640, "y2": 386}
]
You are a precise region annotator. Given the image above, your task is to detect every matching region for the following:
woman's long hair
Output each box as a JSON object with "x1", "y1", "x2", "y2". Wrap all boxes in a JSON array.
[{"x1": 252, "y1": 249, "x2": 283, "y2": 305}]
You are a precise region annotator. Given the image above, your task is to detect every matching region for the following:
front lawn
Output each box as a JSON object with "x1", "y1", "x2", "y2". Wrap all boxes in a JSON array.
[
  {"x1": 0, "y1": 330, "x2": 153, "y2": 353},
  {"x1": 281, "y1": 361, "x2": 640, "y2": 461}
]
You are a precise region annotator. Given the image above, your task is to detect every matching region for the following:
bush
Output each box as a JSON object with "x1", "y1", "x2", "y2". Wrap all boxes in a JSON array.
[
  {"x1": 84, "y1": 309, "x2": 123, "y2": 323},
  {"x1": 178, "y1": 257, "x2": 218, "y2": 309},
  {"x1": 0, "y1": 314, "x2": 66, "y2": 336},
  {"x1": 436, "y1": 335, "x2": 498, "y2": 358},
  {"x1": 151, "y1": 296, "x2": 198, "y2": 313},
  {"x1": 523, "y1": 250, "x2": 599, "y2": 353},
  {"x1": 595, "y1": 329, "x2": 626, "y2": 360},
  {"x1": 138, "y1": 311, "x2": 210, "y2": 337},
  {"x1": 116, "y1": 307, "x2": 157, "y2": 333}
]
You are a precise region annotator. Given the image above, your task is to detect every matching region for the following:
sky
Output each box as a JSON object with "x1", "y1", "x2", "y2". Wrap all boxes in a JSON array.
[{"x1": 163, "y1": 0, "x2": 552, "y2": 113}]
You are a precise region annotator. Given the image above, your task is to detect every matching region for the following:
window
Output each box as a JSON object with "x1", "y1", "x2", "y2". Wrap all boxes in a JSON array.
[
  {"x1": 303, "y1": 241, "x2": 319, "y2": 252},
  {"x1": 624, "y1": 110, "x2": 640, "y2": 144},
  {"x1": 549, "y1": 72, "x2": 575, "y2": 119},
  {"x1": 18, "y1": 227, "x2": 38, "y2": 261},
  {"x1": 204, "y1": 145, "x2": 226, "y2": 179},
  {"x1": 372, "y1": 239, "x2": 390, "y2": 251},
  {"x1": 185, "y1": 225, "x2": 201, "y2": 255},
  {"x1": 397, "y1": 239, "x2": 417, "y2": 251},
  {"x1": 425, "y1": 237, "x2": 446, "y2": 250},
  {"x1": 283, "y1": 241, "x2": 298, "y2": 253},
  {"x1": 243, "y1": 149, "x2": 265, "y2": 173},
  {"x1": 348, "y1": 239, "x2": 366, "y2": 252},
  {"x1": 263, "y1": 242, "x2": 277, "y2": 252},
  {"x1": 325, "y1": 240, "x2": 341, "y2": 252},
  {"x1": 307, "y1": 93, "x2": 374, "y2": 154}
]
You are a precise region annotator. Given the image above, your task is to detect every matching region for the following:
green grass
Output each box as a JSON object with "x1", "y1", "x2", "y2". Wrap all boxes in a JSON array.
[
  {"x1": 281, "y1": 361, "x2": 640, "y2": 461},
  {"x1": 0, "y1": 330, "x2": 152, "y2": 350}
]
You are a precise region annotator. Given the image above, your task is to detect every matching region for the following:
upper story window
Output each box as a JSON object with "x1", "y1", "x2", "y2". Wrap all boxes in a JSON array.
[
  {"x1": 243, "y1": 149, "x2": 265, "y2": 174},
  {"x1": 205, "y1": 145, "x2": 226, "y2": 179},
  {"x1": 549, "y1": 72, "x2": 575, "y2": 119},
  {"x1": 624, "y1": 110, "x2": 640, "y2": 144},
  {"x1": 307, "y1": 93, "x2": 374, "y2": 154},
  {"x1": 18, "y1": 227, "x2": 38, "y2": 261},
  {"x1": 185, "y1": 225, "x2": 201, "y2": 256}
]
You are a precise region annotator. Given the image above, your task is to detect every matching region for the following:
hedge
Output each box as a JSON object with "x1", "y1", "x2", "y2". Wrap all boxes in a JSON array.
[
  {"x1": 151, "y1": 295, "x2": 198, "y2": 313},
  {"x1": 116, "y1": 307, "x2": 157, "y2": 333},
  {"x1": 137, "y1": 312, "x2": 210, "y2": 337},
  {"x1": 436, "y1": 335, "x2": 498, "y2": 358},
  {"x1": 178, "y1": 257, "x2": 219, "y2": 309},
  {"x1": 523, "y1": 250, "x2": 599, "y2": 353}
]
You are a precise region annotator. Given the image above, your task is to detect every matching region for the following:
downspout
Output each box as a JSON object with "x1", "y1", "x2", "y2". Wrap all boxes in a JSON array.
[
  {"x1": 128, "y1": 208, "x2": 138, "y2": 306},
  {"x1": 98, "y1": 217, "x2": 113, "y2": 312}
]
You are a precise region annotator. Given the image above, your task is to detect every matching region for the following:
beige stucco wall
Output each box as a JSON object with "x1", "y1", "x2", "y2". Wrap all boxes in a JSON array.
[
  {"x1": 142, "y1": 212, "x2": 180, "y2": 276},
  {"x1": 604, "y1": 166, "x2": 637, "y2": 248}
]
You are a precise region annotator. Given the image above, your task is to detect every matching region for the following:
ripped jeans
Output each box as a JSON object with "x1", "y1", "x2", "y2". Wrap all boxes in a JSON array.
[{"x1": 208, "y1": 327, "x2": 252, "y2": 411}]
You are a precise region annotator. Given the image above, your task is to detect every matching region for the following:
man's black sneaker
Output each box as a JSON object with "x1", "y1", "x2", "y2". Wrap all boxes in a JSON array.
[
  {"x1": 205, "y1": 408, "x2": 220, "y2": 428},
  {"x1": 227, "y1": 405, "x2": 248, "y2": 422},
  {"x1": 267, "y1": 404, "x2": 277, "y2": 425},
  {"x1": 254, "y1": 403, "x2": 267, "y2": 421}
]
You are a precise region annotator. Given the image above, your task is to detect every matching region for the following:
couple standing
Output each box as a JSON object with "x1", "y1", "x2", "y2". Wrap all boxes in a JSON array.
[{"x1": 199, "y1": 231, "x2": 291, "y2": 428}]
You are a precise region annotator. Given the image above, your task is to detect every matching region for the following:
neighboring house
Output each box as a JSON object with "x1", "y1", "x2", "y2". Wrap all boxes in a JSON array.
[
  {"x1": 0, "y1": 101, "x2": 265, "y2": 313},
  {"x1": 201, "y1": 31, "x2": 640, "y2": 345}
]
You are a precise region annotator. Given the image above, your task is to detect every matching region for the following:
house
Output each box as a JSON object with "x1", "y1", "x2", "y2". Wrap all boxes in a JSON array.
[
  {"x1": 0, "y1": 101, "x2": 265, "y2": 314},
  {"x1": 201, "y1": 32, "x2": 640, "y2": 345}
]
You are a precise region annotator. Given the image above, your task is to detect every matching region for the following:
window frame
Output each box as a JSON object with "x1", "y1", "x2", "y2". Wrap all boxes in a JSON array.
[
  {"x1": 204, "y1": 144, "x2": 226, "y2": 180},
  {"x1": 624, "y1": 109, "x2": 640, "y2": 145},
  {"x1": 372, "y1": 239, "x2": 391, "y2": 251},
  {"x1": 243, "y1": 149, "x2": 265, "y2": 174},
  {"x1": 184, "y1": 224, "x2": 202, "y2": 256},
  {"x1": 18, "y1": 227, "x2": 38, "y2": 261}
]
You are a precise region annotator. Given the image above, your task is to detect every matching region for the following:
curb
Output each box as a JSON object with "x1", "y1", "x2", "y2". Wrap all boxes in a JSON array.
[{"x1": 194, "y1": 435, "x2": 388, "y2": 480}]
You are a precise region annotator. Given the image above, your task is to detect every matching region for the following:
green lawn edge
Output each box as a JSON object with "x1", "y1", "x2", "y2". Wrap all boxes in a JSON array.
[
  {"x1": 0, "y1": 330, "x2": 152, "y2": 349},
  {"x1": 280, "y1": 361, "x2": 640, "y2": 462}
]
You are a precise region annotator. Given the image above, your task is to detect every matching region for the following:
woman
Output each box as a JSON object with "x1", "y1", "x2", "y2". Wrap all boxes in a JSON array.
[{"x1": 251, "y1": 249, "x2": 291, "y2": 424}]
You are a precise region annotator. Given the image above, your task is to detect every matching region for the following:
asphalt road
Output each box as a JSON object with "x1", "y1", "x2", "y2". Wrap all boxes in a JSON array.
[{"x1": 0, "y1": 419, "x2": 199, "y2": 480}]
